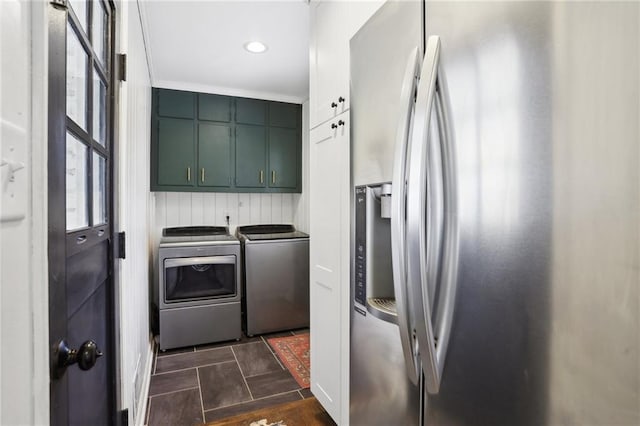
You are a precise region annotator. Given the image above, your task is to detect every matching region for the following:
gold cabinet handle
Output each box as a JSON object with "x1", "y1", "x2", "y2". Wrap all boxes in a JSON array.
[
  {"x1": 260, "y1": 170, "x2": 264, "y2": 184},
  {"x1": 201, "y1": 168, "x2": 205, "y2": 183},
  {"x1": 187, "y1": 167, "x2": 191, "y2": 182},
  {"x1": 272, "y1": 170, "x2": 276, "y2": 184}
]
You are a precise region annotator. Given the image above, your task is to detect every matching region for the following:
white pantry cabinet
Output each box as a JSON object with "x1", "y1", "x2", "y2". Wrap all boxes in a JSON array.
[
  {"x1": 309, "y1": 1, "x2": 349, "y2": 128},
  {"x1": 308, "y1": 1, "x2": 384, "y2": 424},
  {"x1": 309, "y1": 1, "x2": 385, "y2": 129},
  {"x1": 309, "y1": 113, "x2": 349, "y2": 423}
]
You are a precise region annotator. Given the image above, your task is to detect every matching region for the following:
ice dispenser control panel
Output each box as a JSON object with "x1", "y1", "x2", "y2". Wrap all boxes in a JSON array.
[{"x1": 355, "y1": 186, "x2": 367, "y2": 307}]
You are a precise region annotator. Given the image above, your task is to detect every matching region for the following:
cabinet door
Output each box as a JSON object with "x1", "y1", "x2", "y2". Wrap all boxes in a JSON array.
[
  {"x1": 309, "y1": 1, "x2": 385, "y2": 129},
  {"x1": 268, "y1": 127, "x2": 298, "y2": 189},
  {"x1": 310, "y1": 1, "x2": 349, "y2": 128},
  {"x1": 157, "y1": 118, "x2": 195, "y2": 187},
  {"x1": 269, "y1": 102, "x2": 299, "y2": 128},
  {"x1": 157, "y1": 89, "x2": 195, "y2": 119},
  {"x1": 235, "y1": 125, "x2": 266, "y2": 188},
  {"x1": 198, "y1": 123, "x2": 232, "y2": 187},
  {"x1": 309, "y1": 113, "x2": 349, "y2": 423},
  {"x1": 198, "y1": 93, "x2": 232, "y2": 122},
  {"x1": 236, "y1": 98, "x2": 267, "y2": 125}
]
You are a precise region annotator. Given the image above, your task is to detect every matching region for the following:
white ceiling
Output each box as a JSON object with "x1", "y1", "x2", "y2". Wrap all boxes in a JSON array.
[{"x1": 139, "y1": 1, "x2": 310, "y2": 104}]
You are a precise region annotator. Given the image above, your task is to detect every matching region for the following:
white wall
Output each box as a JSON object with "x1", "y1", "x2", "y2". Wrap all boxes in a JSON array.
[
  {"x1": 0, "y1": 1, "x2": 49, "y2": 424},
  {"x1": 117, "y1": 2, "x2": 153, "y2": 425},
  {"x1": 153, "y1": 192, "x2": 300, "y2": 234}
]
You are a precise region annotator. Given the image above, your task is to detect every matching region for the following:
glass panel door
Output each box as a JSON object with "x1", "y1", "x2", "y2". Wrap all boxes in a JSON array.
[
  {"x1": 49, "y1": 0, "x2": 116, "y2": 424},
  {"x1": 65, "y1": 0, "x2": 110, "y2": 233}
]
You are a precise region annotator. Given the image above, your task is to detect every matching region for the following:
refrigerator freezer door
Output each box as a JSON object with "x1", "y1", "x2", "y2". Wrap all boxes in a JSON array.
[
  {"x1": 350, "y1": 0, "x2": 423, "y2": 424},
  {"x1": 425, "y1": 1, "x2": 639, "y2": 425},
  {"x1": 350, "y1": 0, "x2": 423, "y2": 187},
  {"x1": 350, "y1": 312, "x2": 421, "y2": 425}
]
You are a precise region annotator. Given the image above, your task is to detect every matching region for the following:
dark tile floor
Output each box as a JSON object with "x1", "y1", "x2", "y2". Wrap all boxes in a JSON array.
[{"x1": 146, "y1": 329, "x2": 312, "y2": 425}]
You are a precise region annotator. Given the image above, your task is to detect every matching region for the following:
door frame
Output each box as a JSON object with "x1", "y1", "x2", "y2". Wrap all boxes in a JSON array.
[{"x1": 47, "y1": 0, "x2": 122, "y2": 424}]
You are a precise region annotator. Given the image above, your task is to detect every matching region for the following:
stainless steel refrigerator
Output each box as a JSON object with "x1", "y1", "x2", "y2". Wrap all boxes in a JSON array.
[{"x1": 350, "y1": 1, "x2": 639, "y2": 425}]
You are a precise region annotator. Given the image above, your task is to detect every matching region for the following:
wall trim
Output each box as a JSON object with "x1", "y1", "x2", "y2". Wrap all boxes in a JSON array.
[
  {"x1": 135, "y1": 0, "x2": 154, "y2": 82},
  {"x1": 134, "y1": 337, "x2": 154, "y2": 426},
  {"x1": 152, "y1": 79, "x2": 306, "y2": 104},
  {"x1": 30, "y1": 1, "x2": 50, "y2": 424}
]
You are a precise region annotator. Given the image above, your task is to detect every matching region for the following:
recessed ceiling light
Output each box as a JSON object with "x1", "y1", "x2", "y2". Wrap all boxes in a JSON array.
[{"x1": 244, "y1": 41, "x2": 268, "y2": 54}]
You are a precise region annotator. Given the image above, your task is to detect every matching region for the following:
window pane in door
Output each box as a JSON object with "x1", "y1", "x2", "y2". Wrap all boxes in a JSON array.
[
  {"x1": 92, "y1": 0, "x2": 107, "y2": 66},
  {"x1": 66, "y1": 133, "x2": 89, "y2": 230},
  {"x1": 67, "y1": 23, "x2": 88, "y2": 131},
  {"x1": 68, "y1": 0, "x2": 87, "y2": 34},
  {"x1": 93, "y1": 69, "x2": 106, "y2": 146},
  {"x1": 93, "y1": 152, "x2": 107, "y2": 225}
]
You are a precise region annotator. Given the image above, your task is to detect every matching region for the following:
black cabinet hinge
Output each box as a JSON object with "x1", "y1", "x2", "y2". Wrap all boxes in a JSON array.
[
  {"x1": 116, "y1": 231, "x2": 126, "y2": 259},
  {"x1": 50, "y1": 0, "x2": 68, "y2": 10},
  {"x1": 119, "y1": 409, "x2": 129, "y2": 426},
  {"x1": 117, "y1": 54, "x2": 127, "y2": 82}
]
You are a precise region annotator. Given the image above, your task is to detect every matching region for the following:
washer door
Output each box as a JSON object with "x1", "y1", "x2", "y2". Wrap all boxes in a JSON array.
[{"x1": 163, "y1": 255, "x2": 237, "y2": 303}]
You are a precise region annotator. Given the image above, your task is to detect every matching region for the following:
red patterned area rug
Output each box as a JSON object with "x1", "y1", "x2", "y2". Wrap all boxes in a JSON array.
[{"x1": 267, "y1": 333, "x2": 310, "y2": 388}]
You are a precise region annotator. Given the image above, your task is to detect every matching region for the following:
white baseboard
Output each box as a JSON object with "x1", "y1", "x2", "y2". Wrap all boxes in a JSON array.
[{"x1": 135, "y1": 334, "x2": 155, "y2": 426}]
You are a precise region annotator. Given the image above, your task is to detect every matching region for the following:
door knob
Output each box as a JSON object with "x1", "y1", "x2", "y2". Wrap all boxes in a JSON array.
[
  {"x1": 338, "y1": 96, "x2": 345, "y2": 103},
  {"x1": 338, "y1": 120, "x2": 345, "y2": 126},
  {"x1": 331, "y1": 101, "x2": 338, "y2": 108},
  {"x1": 331, "y1": 123, "x2": 338, "y2": 129},
  {"x1": 52, "y1": 339, "x2": 103, "y2": 379}
]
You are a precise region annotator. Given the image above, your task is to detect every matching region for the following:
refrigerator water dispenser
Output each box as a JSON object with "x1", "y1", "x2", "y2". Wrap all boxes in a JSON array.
[{"x1": 354, "y1": 184, "x2": 396, "y2": 324}]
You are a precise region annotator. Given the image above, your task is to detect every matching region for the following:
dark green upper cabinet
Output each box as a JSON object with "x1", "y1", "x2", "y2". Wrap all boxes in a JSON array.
[
  {"x1": 236, "y1": 98, "x2": 267, "y2": 125},
  {"x1": 198, "y1": 123, "x2": 232, "y2": 187},
  {"x1": 151, "y1": 88, "x2": 301, "y2": 193},
  {"x1": 269, "y1": 102, "x2": 299, "y2": 128},
  {"x1": 157, "y1": 89, "x2": 195, "y2": 119},
  {"x1": 198, "y1": 94, "x2": 232, "y2": 122},
  {"x1": 156, "y1": 118, "x2": 195, "y2": 187},
  {"x1": 236, "y1": 125, "x2": 267, "y2": 188},
  {"x1": 269, "y1": 128, "x2": 298, "y2": 189}
]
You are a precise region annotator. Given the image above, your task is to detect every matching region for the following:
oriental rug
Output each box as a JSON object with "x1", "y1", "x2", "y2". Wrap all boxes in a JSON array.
[{"x1": 267, "y1": 333, "x2": 310, "y2": 389}]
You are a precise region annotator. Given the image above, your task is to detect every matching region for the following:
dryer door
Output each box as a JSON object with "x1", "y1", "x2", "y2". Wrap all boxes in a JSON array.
[{"x1": 163, "y1": 255, "x2": 237, "y2": 304}]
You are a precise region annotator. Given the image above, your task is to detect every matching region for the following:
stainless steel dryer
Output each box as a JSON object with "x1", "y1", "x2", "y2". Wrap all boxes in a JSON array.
[
  {"x1": 236, "y1": 225, "x2": 309, "y2": 336},
  {"x1": 158, "y1": 226, "x2": 241, "y2": 350}
]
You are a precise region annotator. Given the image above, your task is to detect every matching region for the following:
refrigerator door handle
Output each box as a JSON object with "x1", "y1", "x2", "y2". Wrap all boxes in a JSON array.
[
  {"x1": 406, "y1": 35, "x2": 459, "y2": 395},
  {"x1": 432, "y1": 35, "x2": 460, "y2": 397},
  {"x1": 391, "y1": 46, "x2": 421, "y2": 386}
]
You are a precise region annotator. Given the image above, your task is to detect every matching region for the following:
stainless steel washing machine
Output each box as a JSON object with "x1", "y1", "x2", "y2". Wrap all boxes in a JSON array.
[
  {"x1": 236, "y1": 225, "x2": 309, "y2": 336},
  {"x1": 158, "y1": 226, "x2": 241, "y2": 350}
]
